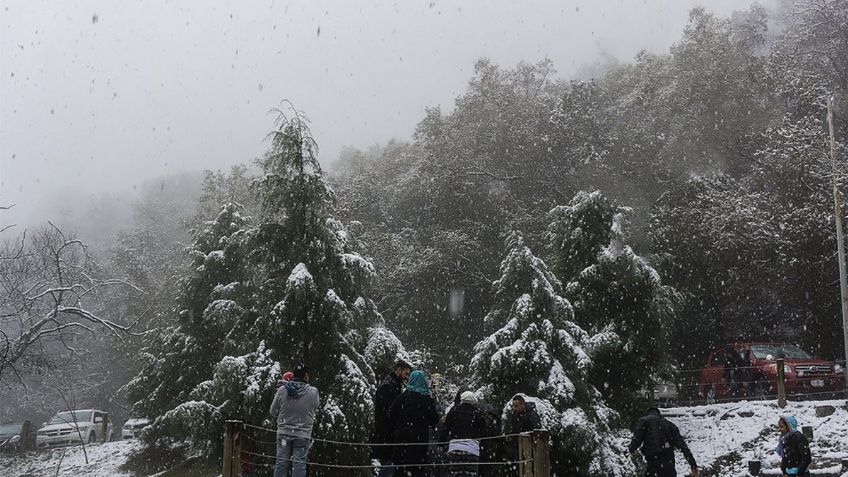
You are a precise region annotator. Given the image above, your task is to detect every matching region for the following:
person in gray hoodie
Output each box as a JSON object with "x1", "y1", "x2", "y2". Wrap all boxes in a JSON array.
[{"x1": 270, "y1": 364, "x2": 320, "y2": 477}]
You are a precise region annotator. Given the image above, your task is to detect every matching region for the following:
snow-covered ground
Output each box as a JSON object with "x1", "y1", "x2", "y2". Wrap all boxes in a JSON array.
[
  {"x1": 664, "y1": 399, "x2": 848, "y2": 476},
  {"x1": 0, "y1": 439, "x2": 139, "y2": 477}
]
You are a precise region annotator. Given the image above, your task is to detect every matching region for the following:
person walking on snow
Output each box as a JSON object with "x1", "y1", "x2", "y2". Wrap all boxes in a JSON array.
[
  {"x1": 439, "y1": 391, "x2": 488, "y2": 476},
  {"x1": 776, "y1": 415, "x2": 811, "y2": 477},
  {"x1": 372, "y1": 359, "x2": 413, "y2": 477},
  {"x1": 389, "y1": 370, "x2": 440, "y2": 477},
  {"x1": 270, "y1": 365, "x2": 320, "y2": 477},
  {"x1": 629, "y1": 407, "x2": 699, "y2": 477}
]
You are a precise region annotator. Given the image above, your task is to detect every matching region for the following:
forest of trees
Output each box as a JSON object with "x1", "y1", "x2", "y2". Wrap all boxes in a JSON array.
[
  {"x1": 329, "y1": 2, "x2": 848, "y2": 370},
  {"x1": 2, "y1": 1, "x2": 847, "y2": 476}
]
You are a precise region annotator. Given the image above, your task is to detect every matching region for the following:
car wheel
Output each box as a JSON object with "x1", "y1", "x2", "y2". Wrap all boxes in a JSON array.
[
  {"x1": 88, "y1": 431, "x2": 96, "y2": 444},
  {"x1": 705, "y1": 386, "x2": 717, "y2": 405}
]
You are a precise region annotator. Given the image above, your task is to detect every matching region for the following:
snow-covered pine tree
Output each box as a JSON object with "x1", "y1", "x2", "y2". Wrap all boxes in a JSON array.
[
  {"x1": 125, "y1": 109, "x2": 405, "y2": 475},
  {"x1": 548, "y1": 190, "x2": 678, "y2": 418},
  {"x1": 470, "y1": 233, "x2": 634, "y2": 476},
  {"x1": 124, "y1": 202, "x2": 254, "y2": 456}
]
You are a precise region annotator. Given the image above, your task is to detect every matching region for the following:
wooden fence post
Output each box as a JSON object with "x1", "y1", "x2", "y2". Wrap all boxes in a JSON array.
[
  {"x1": 223, "y1": 421, "x2": 234, "y2": 477},
  {"x1": 232, "y1": 421, "x2": 242, "y2": 477},
  {"x1": 518, "y1": 432, "x2": 534, "y2": 477},
  {"x1": 101, "y1": 413, "x2": 110, "y2": 443},
  {"x1": 776, "y1": 358, "x2": 787, "y2": 408},
  {"x1": 222, "y1": 421, "x2": 242, "y2": 477},
  {"x1": 20, "y1": 419, "x2": 32, "y2": 453},
  {"x1": 532, "y1": 429, "x2": 551, "y2": 477}
]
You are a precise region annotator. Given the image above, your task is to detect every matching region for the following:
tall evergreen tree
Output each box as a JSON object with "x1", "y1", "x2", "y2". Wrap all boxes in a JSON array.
[
  {"x1": 470, "y1": 233, "x2": 633, "y2": 476},
  {"x1": 548, "y1": 191, "x2": 679, "y2": 418},
  {"x1": 125, "y1": 110, "x2": 405, "y2": 475}
]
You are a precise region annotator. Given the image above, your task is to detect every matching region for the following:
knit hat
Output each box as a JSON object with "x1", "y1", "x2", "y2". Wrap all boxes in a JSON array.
[
  {"x1": 460, "y1": 391, "x2": 477, "y2": 405},
  {"x1": 282, "y1": 371, "x2": 294, "y2": 382}
]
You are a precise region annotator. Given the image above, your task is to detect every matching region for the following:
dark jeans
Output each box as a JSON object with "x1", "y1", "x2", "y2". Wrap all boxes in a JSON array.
[
  {"x1": 447, "y1": 450, "x2": 478, "y2": 477},
  {"x1": 378, "y1": 459, "x2": 395, "y2": 477},
  {"x1": 645, "y1": 458, "x2": 676, "y2": 477}
]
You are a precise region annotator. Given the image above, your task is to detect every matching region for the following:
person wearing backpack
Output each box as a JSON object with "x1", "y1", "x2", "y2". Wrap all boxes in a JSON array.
[
  {"x1": 629, "y1": 407, "x2": 699, "y2": 477},
  {"x1": 776, "y1": 415, "x2": 811, "y2": 477}
]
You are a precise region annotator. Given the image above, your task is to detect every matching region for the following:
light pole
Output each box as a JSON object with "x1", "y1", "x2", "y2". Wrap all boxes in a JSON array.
[{"x1": 827, "y1": 96, "x2": 848, "y2": 385}]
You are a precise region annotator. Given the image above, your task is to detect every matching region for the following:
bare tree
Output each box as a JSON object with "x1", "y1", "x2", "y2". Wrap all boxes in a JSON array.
[{"x1": 0, "y1": 222, "x2": 142, "y2": 384}]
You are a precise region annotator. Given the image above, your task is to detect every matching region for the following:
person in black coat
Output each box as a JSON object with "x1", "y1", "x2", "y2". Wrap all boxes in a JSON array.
[
  {"x1": 439, "y1": 391, "x2": 487, "y2": 476},
  {"x1": 373, "y1": 360, "x2": 413, "y2": 477},
  {"x1": 777, "y1": 415, "x2": 812, "y2": 477},
  {"x1": 503, "y1": 395, "x2": 543, "y2": 469},
  {"x1": 476, "y1": 403, "x2": 503, "y2": 477},
  {"x1": 389, "y1": 370, "x2": 440, "y2": 477},
  {"x1": 506, "y1": 395, "x2": 541, "y2": 433},
  {"x1": 629, "y1": 408, "x2": 699, "y2": 477}
]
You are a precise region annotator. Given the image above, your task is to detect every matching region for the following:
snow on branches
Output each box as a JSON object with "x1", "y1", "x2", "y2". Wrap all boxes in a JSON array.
[{"x1": 1, "y1": 223, "x2": 141, "y2": 383}]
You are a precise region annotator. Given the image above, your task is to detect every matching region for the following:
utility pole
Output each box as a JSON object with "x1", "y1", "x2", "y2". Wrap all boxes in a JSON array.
[{"x1": 827, "y1": 96, "x2": 848, "y2": 385}]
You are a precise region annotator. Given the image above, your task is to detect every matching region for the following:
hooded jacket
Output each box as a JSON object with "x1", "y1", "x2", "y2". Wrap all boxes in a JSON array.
[
  {"x1": 505, "y1": 401, "x2": 542, "y2": 435},
  {"x1": 388, "y1": 371, "x2": 439, "y2": 465},
  {"x1": 269, "y1": 379, "x2": 320, "y2": 438},
  {"x1": 405, "y1": 370, "x2": 430, "y2": 395},
  {"x1": 778, "y1": 415, "x2": 812, "y2": 475}
]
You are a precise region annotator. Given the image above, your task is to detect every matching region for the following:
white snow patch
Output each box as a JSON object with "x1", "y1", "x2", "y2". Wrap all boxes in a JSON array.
[
  {"x1": 287, "y1": 263, "x2": 313, "y2": 286},
  {"x1": 0, "y1": 440, "x2": 139, "y2": 477},
  {"x1": 662, "y1": 399, "x2": 848, "y2": 475}
]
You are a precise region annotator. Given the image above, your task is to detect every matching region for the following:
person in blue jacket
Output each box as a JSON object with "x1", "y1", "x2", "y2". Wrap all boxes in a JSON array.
[{"x1": 776, "y1": 415, "x2": 812, "y2": 477}]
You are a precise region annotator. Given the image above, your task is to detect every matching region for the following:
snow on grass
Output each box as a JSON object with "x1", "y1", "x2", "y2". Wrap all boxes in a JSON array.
[
  {"x1": 663, "y1": 399, "x2": 848, "y2": 476},
  {"x1": 0, "y1": 439, "x2": 139, "y2": 477}
]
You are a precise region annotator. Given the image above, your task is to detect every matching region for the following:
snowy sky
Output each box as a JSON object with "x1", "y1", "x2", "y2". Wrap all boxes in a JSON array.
[{"x1": 1, "y1": 0, "x2": 771, "y2": 227}]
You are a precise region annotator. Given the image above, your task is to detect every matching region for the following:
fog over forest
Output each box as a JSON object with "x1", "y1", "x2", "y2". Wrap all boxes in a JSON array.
[{"x1": 3, "y1": 0, "x2": 768, "y2": 232}]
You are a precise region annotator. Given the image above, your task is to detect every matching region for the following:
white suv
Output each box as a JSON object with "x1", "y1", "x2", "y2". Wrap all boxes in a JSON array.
[
  {"x1": 36, "y1": 410, "x2": 114, "y2": 449},
  {"x1": 121, "y1": 417, "x2": 150, "y2": 439}
]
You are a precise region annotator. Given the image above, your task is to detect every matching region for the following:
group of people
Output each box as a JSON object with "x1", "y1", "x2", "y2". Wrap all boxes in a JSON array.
[
  {"x1": 266, "y1": 361, "x2": 542, "y2": 477},
  {"x1": 371, "y1": 360, "x2": 543, "y2": 477},
  {"x1": 266, "y1": 362, "x2": 813, "y2": 477},
  {"x1": 629, "y1": 407, "x2": 812, "y2": 477}
]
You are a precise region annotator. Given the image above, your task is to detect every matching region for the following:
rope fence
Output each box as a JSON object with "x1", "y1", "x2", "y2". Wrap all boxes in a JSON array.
[
  {"x1": 224, "y1": 420, "x2": 551, "y2": 477},
  {"x1": 239, "y1": 449, "x2": 534, "y2": 470}
]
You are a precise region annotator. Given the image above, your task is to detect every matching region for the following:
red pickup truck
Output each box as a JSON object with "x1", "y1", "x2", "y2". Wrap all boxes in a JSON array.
[{"x1": 698, "y1": 342, "x2": 845, "y2": 403}]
